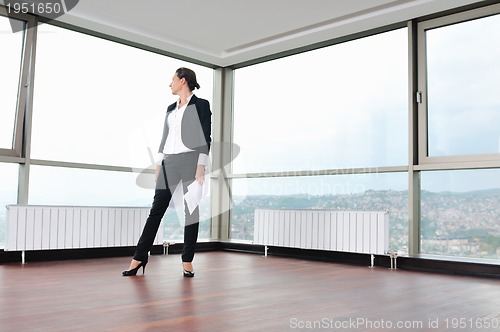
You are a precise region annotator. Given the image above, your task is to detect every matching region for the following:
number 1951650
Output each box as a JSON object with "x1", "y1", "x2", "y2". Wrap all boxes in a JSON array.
[
  {"x1": 444, "y1": 318, "x2": 499, "y2": 329},
  {"x1": 6, "y1": 2, "x2": 65, "y2": 15}
]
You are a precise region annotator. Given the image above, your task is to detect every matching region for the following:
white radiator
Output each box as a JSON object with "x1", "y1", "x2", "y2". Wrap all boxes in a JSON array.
[
  {"x1": 254, "y1": 209, "x2": 389, "y2": 255},
  {"x1": 5, "y1": 205, "x2": 163, "y2": 252}
]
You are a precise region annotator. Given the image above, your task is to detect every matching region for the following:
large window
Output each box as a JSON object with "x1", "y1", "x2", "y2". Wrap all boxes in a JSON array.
[
  {"x1": 421, "y1": 169, "x2": 500, "y2": 260},
  {"x1": 231, "y1": 173, "x2": 408, "y2": 253},
  {"x1": 416, "y1": 4, "x2": 500, "y2": 260},
  {"x1": 231, "y1": 28, "x2": 409, "y2": 252},
  {"x1": 421, "y1": 9, "x2": 500, "y2": 160},
  {"x1": 26, "y1": 24, "x2": 215, "y2": 242},
  {"x1": 32, "y1": 24, "x2": 213, "y2": 169},
  {"x1": 0, "y1": 14, "x2": 24, "y2": 152},
  {"x1": 233, "y1": 28, "x2": 408, "y2": 174},
  {"x1": 28, "y1": 24, "x2": 214, "y2": 241}
]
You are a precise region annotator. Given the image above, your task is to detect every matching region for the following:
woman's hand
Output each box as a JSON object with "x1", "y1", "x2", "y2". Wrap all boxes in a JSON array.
[{"x1": 195, "y1": 165, "x2": 205, "y2": 184}]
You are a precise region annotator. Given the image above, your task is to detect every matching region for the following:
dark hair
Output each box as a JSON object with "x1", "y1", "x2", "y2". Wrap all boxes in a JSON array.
[{"x1": 176, "y1": 67, "x2": 200, "y2": 91}]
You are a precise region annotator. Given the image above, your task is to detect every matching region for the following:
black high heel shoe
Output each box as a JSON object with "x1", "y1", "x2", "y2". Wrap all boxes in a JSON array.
[
  {"x1": 122, "y1": 260, "x2": 148, "y2": 276},
  {"x1": 183, "y1": 269, "x2": 195, "y2": 278},
  {"x1": 182, "y1": 262, "x2": 195, "y2": 278}
]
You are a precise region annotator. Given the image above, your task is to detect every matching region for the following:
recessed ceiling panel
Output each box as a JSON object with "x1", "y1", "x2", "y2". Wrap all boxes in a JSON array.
[{"x1": 23, "y1": 0, "x2": 486, "y2": 66}]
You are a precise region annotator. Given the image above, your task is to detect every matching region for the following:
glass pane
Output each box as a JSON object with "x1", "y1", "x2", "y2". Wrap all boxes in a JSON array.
[
  {"x1": 0, "y1": 163, "x2": 19, "y2": 248},
  {"x1": 421, "y1": 169, "x2": 500, "y2": 260},
  {"x1": 0, "y1": 15, "x2": 24, "y2": 150},
  {"x1": 29, "y1": 165, "x2": 211, "y2": 241},
  {"x1": 426, "y1": 14, "x2": 500, "y2": 156},
  {"x1": 32, "y1": 24, "x2": 213, "y2": 168},
  {"x1": 231, "y1": 172, "x2": 408, "y2": 254},
  {"x1": 233, "y1": 28, "x2": 408, "y2": 173}
]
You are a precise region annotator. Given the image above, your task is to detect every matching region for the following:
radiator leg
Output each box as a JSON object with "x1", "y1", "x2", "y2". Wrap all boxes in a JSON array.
[
  {"x1": 163, "y1": 241, "x2": 176, "y2": 255},
  {"x1": 264, "y1": 245, "x2": 268, "y2": 257},
  {"x1": 22, "y1": 251, "x2": 26, "y2": 264},
  {"x1": 369, "y1": 254, "x2": 375, "y2": 268},
  {"x1": 387, "y1": 250, "x2": 398, "y2": 270}
]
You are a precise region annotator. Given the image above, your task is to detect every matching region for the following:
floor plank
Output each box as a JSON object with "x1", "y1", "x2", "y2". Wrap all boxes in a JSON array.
[{"x1": 0, "y1": 252, "x2": 499, "y2": 331}]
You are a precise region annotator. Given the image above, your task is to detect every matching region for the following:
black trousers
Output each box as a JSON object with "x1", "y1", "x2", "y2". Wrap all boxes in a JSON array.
[{"x1": 133, "y1": 152, "x2": 200, "y2": 263}]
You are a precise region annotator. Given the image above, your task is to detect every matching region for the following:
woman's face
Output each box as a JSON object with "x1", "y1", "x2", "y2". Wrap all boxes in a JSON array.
[{"x1": 169, "y1": 74, "x2": 183, "y2": 95}]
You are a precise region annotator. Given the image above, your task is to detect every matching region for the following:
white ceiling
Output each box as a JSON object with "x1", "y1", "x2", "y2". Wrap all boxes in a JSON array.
[{"x1": 8, "y1": 0, "x2": 488, "y2": 66}]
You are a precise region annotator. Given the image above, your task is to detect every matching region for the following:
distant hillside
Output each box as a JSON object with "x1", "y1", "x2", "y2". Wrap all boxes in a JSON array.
[{"x1": 231, "y1": 189, "x2": 500, "y2": 258}]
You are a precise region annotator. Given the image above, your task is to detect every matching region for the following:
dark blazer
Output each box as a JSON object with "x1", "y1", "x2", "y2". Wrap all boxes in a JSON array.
[{"x1": 158, "y1": 94, "x2": 212, "y2": 157}]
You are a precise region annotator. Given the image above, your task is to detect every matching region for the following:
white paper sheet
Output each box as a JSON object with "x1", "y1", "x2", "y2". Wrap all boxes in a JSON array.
[{"x1": 184, "y1": 180, "x2": 204, "y2": 214}]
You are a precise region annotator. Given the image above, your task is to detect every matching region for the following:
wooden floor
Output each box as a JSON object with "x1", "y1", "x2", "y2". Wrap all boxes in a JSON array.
[{"x1": 0, "y1": 252, "x2": 499, "y2": 332}]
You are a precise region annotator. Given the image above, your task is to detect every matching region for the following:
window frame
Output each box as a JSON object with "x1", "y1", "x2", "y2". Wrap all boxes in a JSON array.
[
  {"x1": 0, "y1": 8, "x2": 36, "y2": 159},
  {"x1": 417, "y1": 3, "x2": 500, "y2": 169}
]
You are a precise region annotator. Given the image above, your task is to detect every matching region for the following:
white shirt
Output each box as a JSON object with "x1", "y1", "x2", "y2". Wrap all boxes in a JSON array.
[
  {"x1": 155, "y1": 94, "x2": 208, "y2": 167},
  {"x1": 164, "y1": 95, "x2": 193, "y2": 155}
]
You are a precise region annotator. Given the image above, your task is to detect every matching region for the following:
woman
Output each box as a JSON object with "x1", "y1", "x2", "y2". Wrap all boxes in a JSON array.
[{"x1": 122, "y1": 67, "x2": 211, "y2": 277}]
